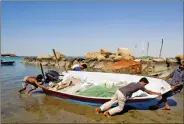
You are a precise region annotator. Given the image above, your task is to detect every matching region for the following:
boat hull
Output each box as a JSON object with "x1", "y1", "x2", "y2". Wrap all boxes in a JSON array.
[
  {"x1": 43, "y1": 89, "x2": 154, "y2": 105},
  {"x1": 1, "y1": 61, "x2": 15, "y2": 66}
]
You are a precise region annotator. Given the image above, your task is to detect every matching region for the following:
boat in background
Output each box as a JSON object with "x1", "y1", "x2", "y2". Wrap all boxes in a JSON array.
[{"x1": 1, "y1": 60, "x2": 15, "y2": 66}]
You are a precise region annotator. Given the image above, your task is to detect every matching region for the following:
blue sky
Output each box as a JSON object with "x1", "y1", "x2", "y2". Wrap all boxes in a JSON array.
[{"x1": 1, "y1": 1, "x2": 183, "y2": 57}]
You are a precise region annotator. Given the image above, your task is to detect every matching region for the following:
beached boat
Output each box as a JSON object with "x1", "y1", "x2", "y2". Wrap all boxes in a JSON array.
[
  {"x1": 43, "y1": 71, "x2": 171, "y2": 106},
  {"x1": 1, "y1": 60, "x2": 15, "y2": 66},
  {"x1": 153, "y1": 58, "x2": 166, "y2": 62}
]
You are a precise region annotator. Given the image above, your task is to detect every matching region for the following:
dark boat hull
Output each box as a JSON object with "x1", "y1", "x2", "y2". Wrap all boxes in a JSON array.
[
  {"x1": 1, "y1": 61, "x2": 15, "y2": 66},
  {"x1": 43, "y1": 89, "x2": 154, "y2": 106}
]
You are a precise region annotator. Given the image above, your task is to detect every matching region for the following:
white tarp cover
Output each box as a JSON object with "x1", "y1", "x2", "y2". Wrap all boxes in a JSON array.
[{"x1": 61, "y1": 71, "x2": 171, "y2": 99}]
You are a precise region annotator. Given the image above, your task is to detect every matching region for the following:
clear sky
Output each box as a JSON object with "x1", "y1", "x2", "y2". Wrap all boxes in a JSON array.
[{"x1": 1, "y1": 1, "x2": 183, "y2": 57}]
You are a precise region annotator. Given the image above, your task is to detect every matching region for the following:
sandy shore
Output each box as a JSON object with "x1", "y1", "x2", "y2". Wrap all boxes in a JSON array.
[{"x1": 2, "y1": 89, "x2": 183, "y2": 123}]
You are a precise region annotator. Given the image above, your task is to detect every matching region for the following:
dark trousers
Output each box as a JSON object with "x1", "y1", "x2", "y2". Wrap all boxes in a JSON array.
[{"x1": 157, "y1": 85, "x2": 183, "y2": 105}]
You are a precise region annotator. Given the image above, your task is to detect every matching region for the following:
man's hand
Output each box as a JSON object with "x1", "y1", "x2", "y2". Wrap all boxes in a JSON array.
[
  {"x1": 171, "y1": 86, "x2": 176, "y2": 90},
  {"x1": 145, "y1": 89, "x2": 162, "y2": 96},
  {"x1": 156, "y1": 92, "x2": 162, "y2": 96},
  {"x1": 43, "y1": 87, "x2": 49, "y2": 90},
  {"x1": 39, "y1": 81, "x2": 44, "y2": 85}
]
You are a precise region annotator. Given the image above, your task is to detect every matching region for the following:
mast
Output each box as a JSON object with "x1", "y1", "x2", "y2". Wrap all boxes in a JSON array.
[
  {"x1": 159, "y1": 39, "x2": 163, "y2": 58},
  {"x1": 146, "y1": 42, "x2": 149, "y2": 56}
]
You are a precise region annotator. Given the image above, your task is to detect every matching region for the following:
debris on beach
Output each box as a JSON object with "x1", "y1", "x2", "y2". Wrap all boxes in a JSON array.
[{"x1": 110, "y1": 60, "x2": 142, "y2": 74}]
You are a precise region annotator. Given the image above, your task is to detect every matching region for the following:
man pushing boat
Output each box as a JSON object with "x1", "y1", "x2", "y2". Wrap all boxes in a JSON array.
[
  {"x1": 150, "y1": 59, "x2": 184, "y2": 110},
  {"x1": 18, "y1": 74, "x2": 48, "y2": 95},
  {"x1": 95, "y1": 77, "x2": 161, "y2": 117}
]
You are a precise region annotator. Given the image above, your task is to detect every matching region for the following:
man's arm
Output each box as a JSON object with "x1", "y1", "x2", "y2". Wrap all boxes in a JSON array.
[
  {"x1": 34, "y1": 80, "x2": 48, "y2": 90},
  {"x1": 145, "y1": 89, "x2": 161, "y2": 96},
  {"x1": 175, "y1": 83, "x2": 183, "y2": 87},
  {"x1": 171, "y1": 83, "x2": 184, "y2": 90}
]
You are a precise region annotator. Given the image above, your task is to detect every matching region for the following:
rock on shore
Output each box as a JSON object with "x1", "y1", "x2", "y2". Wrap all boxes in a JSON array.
[
  {"x1": 22, "y1": 48, "x2": 180, "y2": 75},
  {"x1": 22, "y1": 48, "x2": 142, "y2": 74},
  {"x1": 1, "y1": 53, "x2": 17, "y2": 57}
]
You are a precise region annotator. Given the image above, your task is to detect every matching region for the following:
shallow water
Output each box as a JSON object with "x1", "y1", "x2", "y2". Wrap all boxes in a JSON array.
[{"x1": 1, "y1": 57, "x2": 183, "y2": 123}]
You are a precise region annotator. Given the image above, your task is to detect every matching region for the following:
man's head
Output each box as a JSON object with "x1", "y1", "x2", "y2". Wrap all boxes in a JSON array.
[
  {"x1": 80, "y1": 63, "x2": 87, "y2": 69},
  {"x1": 36, "y1": 74, "x2": 43, "y2": 82},
  {"x1": 180, "y1": 59, "x2": 184, "y2": 69},
  {"x1": 139, "y1": 77, "x2": 149, "y2": 86}
]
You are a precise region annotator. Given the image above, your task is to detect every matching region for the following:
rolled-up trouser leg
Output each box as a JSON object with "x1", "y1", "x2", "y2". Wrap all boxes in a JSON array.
[
  {"x1": 157, "y1": 91, "x2": 172, "y2": 105},
  {"x1": 108, "y1": 90, "x2": 126, "y2": 115},
  {"x1": 100, "y1": 90, "x2": 118, "y2": 112}
]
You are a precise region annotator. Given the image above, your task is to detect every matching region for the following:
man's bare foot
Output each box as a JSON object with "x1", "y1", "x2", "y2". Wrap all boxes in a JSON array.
[
  {"x1": 104, "y1": 111, "x2": 111, "y2": 118},
  {"x1": 95, "y1": 107, "x2": 101, "y2": 114},
  {"x1": 25, "y1": 92, "x2": 31, "y2": 96},
  {"x1": 162, "y1": 104, "x2": 171, "y2": 110},
  {"x1": 162, "y1": 107, "x2": 171, "y2": 110},
  {"x1": 18, "y1": 91, "x2": 25, "y2": 95}
]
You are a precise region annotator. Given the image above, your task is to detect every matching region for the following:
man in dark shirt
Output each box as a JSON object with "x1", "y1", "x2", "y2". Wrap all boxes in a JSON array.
[
  {"x1": 95, "y1": 77, "x2": 161, "y2": 117},
  {"x1": 150, "y1": 59, "x2": 184, "y2": 110}
]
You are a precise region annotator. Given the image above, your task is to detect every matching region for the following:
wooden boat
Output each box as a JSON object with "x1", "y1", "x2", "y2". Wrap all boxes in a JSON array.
[
  {"x1": 1, "y1": 60, "x2": 15, "y2": 66},
  {"x1": 43, "y1": 71, "x2": 171, "y2": 106},
  {"x1": 153, "y1": 58, "x2": 166, "y2": 62}
]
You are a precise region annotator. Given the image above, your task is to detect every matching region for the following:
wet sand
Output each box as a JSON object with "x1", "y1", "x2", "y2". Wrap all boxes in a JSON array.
[{"x1": 1, "y1": 89, "x2": 183, "y2": 123}]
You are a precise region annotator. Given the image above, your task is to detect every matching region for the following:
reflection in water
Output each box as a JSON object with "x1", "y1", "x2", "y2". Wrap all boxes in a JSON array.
[
  {"x1": 18, "y1": 92, "x2": 64, "y2": 117},
  {"x1": 19, "y1": 94, "x2": 43, "y2": 113}
]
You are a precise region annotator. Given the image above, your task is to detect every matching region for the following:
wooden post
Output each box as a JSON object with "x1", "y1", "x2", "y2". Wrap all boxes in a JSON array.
[
  {"x1": 52, "y1": 49, "x2": 61, "y2": 70},
  {"x1": 40, "y1": 63, "x2": 45, "y2": 80},
  {"x1": 147, "y1": 42, "x2": 149, "y2": 56},
  {"x1": 159, "y1": 39, "x2": 163, "y2": 58}
]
